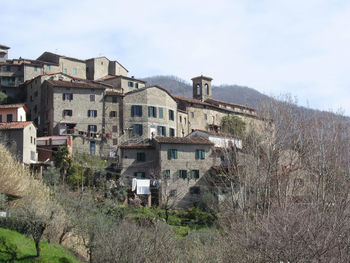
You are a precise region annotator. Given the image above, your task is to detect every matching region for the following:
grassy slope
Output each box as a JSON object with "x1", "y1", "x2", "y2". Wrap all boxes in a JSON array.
[{"x1": 0, "y1": 228, "x2": 82, "y2": 263}]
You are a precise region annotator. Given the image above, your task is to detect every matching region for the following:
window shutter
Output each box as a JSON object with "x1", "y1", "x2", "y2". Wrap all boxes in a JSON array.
[
  {"x1": 95, "y1": 110, "x2": 97, "y2": 117},
  {"x1": 174, "y1": 149, "x2": 178, "y2": 159},
  {"x1": 177, "y1": 170, "x2": 181, "y2": 178},
  {"x1": 168, "y1": 149, "x2": 171, "y2": 160},
  {"x1": 87, "y1": 110, "x2": 90, "y2": 117},
  {"x1": 148, "y1": 106, "x2": 151, "y2": 117},
  {"x1": 195, "y1": 150, "x2": 199, "y2": 160},
  {"x1": 202, "y1": 151, "x2": 205, "y2": 159},
  {"x1": 131, "y1": 106, "x2": 134, "y2": 117},
  {"x1": 71, "y1": 94, "x2": 73, "y2": 100},
  {"x1": 140, "y1": 125, "x2": 143, "y2": 135},
  {"x1": 62, "y1": 94, "x2": 65, "y2": 100},
  {"x1": 154, "y1": 107, "x2": 157, "y2": 117}
]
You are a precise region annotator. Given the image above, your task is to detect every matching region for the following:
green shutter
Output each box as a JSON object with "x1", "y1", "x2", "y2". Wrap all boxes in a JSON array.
[
  {"x1": 195, "y1": 150, "x2": 199, "y2": 159},
  {"x1": 168, "y1": 149, "x2": 171, "y2": 160},
  {"x1": 203, "y1": 150, "x2": 205, "y2": 159},
  {"x1": 174, "y1": 150, "x2": 178, "y2": 159},
  {"x1": 177, "y1": 170, "x2": 181, "y2": 178}
]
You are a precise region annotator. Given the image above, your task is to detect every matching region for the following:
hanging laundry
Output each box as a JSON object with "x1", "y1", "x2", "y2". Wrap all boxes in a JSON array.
[
  {"x1": 136, "y1": 179, "x2": 150, "y2": 195},
  {"x1": 132, "y1": 178, "x2": 137, "y2": 192}
]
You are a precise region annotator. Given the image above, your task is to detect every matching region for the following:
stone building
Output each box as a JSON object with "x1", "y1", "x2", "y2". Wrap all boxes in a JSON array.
[
  {"x1": 98, "y1": 75, "x2": 146, "y2": 93},
  {"x1": 86, "y1": 57, "x2": 128, "y2": 80},
  {"x1": 119, "y1": 137, "x2": 215, "y2": 208},
  {"x1": 174, "y1": 75, "x2": 260, "y2": 136},
  {"x1": 0, "y1": 121, "x2": 37, "y2": 164},
  {"x1": 123, "y1": 86, "x2": 178, "y2": 139}
]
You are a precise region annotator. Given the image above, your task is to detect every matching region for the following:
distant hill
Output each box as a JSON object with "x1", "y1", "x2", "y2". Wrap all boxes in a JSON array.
[{"x1": 142, "y1": 75, "x2": 271, "y2": 108}]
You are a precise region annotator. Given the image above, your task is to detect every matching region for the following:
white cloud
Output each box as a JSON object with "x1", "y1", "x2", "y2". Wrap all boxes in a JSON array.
[{"x1": 0, "y1": 0, "x2": 350, "y2": 115}]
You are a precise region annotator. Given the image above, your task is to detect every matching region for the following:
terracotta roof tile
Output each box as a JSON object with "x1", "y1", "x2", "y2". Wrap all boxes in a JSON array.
[
  {"x1": 154, "y1": 136, "x2": 213, "y2": 145},
  {"x1": 0, "y1": 121, "x2": 34, "y2": 130},
  {"x1": 45, "y1": 80, "x2": 105, "y2": 90},
  {"x1": 0, "y1": 104, "x2": 26, "y2": 109}
]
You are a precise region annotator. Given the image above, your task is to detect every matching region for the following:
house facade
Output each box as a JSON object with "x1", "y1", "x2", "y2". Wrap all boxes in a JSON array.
[
  {"x1": 0, "y1": 104, "x2": 27, "y2": 122},
  {"x1": 0, "y1": 121, "x2": 37, "y2": 164}
]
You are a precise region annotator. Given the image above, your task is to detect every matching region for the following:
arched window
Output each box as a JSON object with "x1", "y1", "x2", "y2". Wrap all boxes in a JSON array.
[
  {"x1": 205, "y1": 83, "x2": 209, "y2": 95},
  {"x1": 196, "y1": 84, "x2": 200, "y2": 95}
]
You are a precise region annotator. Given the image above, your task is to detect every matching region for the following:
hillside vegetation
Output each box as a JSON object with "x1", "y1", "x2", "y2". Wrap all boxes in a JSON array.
[{"x1": 0, "y1": 227, "x2": 81, "y2": 262}]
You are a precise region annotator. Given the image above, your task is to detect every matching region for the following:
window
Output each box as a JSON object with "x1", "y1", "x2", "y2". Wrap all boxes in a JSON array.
[
  {"x1": 64, "y1": 68, "x2": 67, "y2": 74},
  {"x1": 6, "y1": 66, "x2": 10, "y2": 71},
  {"x1": 196, "y1": 149, "x2": 205, "y2": 160},
  {"x1": 168, "y1": 149, "x2": 178, "y2": 160},
  {"x1": 158, "y1": 107, "x2": 163, "y2": 118},
  {"x1": 204, "y1": 113, "x2": 207, "y2": 120},
  {"x1": 191, "y1": 170, "x2": 200, "y2": 179},
  {"x1": 88, "y1": 110, "x2": 97, "y2": 117},
  {"x1": 191, "y1": 112, "x2": 194, "y2": 118},
  {"x1": 196, "y1": 84, "x2": 200, "y2": 95},
  {"x1": 178, "y1": 170, "x2": 187, "y2": 179},
  {"x1": 46, "y1": 65, "x2": 50, "y2": 71},
  {"x1": 135, "y1": 83, "x2": 139, "y2": 88},
  {"x1": 34, "y1": 66, "x2": 38, "y2": 72},
  {"x1": 31, "y1": 136, "x2": 33, "y2": 144},
  {"x1": 110, "y1": 111, "x2": 117, "y2": 117},
  {"x1": 90, "y1": 141, "x2": 96, "y2": 156},
  {"x1": 128, "y1": 81, "x2": 134, "y2": 87},
  {"x1": 88, "y1": 125, "x2": 97, "y2": 132},
  {"x1": 34, "y1": 105, "x2": 37, "y2": 114},
  {"x1": 131, "y1": 105, "x2": 142, "y2": 117},
  {"x1": 0, "y1": 115, "x2": 2, "y2": 122},
  {"x1": 184, "y1": 117, "x2": 186, "y2": 124},
  {"x1": 157, "y1": 126, "x2": 166, "y2": 136},
  {"x1": 190, "y1": 186, "x2": 200, "y2": 194},
  {"x1": 34, "y1": 138, "x2": 36, "y2": 145},
  {"x1": 73, "y1": 68, "x2": 77, "y2": 75},
  {"x1": 6, "y1": 114, "x2": 12, "y2": 122},
  {"x1": 169, "y1": 128, "x2": 175, "y2": 137},
  {"x1": 169, "y1": 109, "x2": 174, "y2": 121},
  {"x1": 136, "y1": 152, "x2": 146, "y2": 162},
  {"x1": 179, "y1": 116, "x2": 182, "y2": 123},
  {"x1": 134, "y1": 172, "x2": 145, "y2": 179},
  {"x1": 163, "y1": 170, "x2": 170, "y2": 179},
  {"x1": 113, "y1": 139, "x2": 118, "y2": 145},
  {"x1": 112, "y1": 96, "x2": 118, "y2": 103},
  {"x1": 112, "y1": 125, "x2": 118, "y2": 132},
  {"x1": 63, "y1": 109, "x2": 72, "y2": 117},
  {"x1": 169, "y1": 190, "x2": 177, "y2": 197},
  {"x1": 90, "y1": 94, "x2": 95, "y2": 102},
  {"x1": 148, "y1": 106, "x2": 157, "y2": 118},
  {"x1": 62, "y1": 93, "x2": 73, "y2": 101},
  {"x1": 34, "y1": 91, "x2": 38, "y2": 97},
  {"x1": 133, "y1": 124, "x2": 143, "y2": 136},
  {"x1": 205, "y1": 83, "x2": 209, "y2": 95}
]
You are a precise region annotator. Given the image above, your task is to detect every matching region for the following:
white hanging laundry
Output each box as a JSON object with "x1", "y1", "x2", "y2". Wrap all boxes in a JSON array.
[
  {"x1": 136, "y1": 179, "x2": 150, "y2": 195},
  {"x1": 132, "y1": 178, "x2": 137, "y2": 192}
]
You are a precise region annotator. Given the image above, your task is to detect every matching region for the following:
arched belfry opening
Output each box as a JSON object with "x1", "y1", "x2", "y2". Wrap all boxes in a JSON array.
[{"x1": 191, "y1": 75, "x2": 213, "y2": 101}]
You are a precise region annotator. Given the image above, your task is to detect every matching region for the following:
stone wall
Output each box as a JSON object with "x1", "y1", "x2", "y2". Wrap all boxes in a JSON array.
[{"x1": 124, "y1": 87, "x2": 177, "y2": 139}]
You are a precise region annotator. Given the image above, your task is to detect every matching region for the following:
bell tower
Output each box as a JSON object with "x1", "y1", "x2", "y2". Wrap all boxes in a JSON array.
[{"x1": 192, "y1": 75, "x2": 213, "y2": 101}]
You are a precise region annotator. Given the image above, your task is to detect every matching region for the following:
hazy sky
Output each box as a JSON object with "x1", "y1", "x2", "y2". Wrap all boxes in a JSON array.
[{"x1": 1, "y1": 0, "x2": 349, "y2": 115}]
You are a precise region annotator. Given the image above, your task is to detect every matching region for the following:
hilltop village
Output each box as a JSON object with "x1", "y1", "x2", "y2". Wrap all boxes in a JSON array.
[{"x1": 0, "y1": 44, "x2": 265, "y2": 208}]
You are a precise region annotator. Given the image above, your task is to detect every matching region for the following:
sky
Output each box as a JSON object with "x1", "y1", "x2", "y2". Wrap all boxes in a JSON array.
[{"x1": 1, "y1": 0, "x2": 349, "y2": 116}]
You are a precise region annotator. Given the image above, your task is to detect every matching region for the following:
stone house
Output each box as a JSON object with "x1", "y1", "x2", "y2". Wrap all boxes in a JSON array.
[
  {"x1": 123, "y1": 86, "x2": 178, "y2": 139},
  {"x1": 37, "y1": 52, "x2": 87, "y2": 79},
  {"x1": 24, "y1": 73, "x2": 77, "y2": 125},
  {"x1": 39, "y1": 79, "x2": 122, "y2": 157},
  {"x1": 0, "y1": 104, "x2": 27, "y2": 122},
  {"x1": 0, "y1": 121, "x2": 37, "y2": 164},
  {"x1": 174, "y1": 75, "x2": 261, "y2": 136},
  {"x1": 119, "y1": 137, "x2": 216, "y2": 208},
  {"x1": 98, "y1": 75, "x2": 146, "y2": 93},
  {"x1": 86, "y1": 57, "x2": 128, "y2": 80}
]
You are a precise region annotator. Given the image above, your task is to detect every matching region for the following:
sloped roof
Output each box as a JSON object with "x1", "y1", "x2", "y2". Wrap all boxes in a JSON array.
[
  {"x1": 154, "y1": 136, "x2": 213, "y2": 145},
  {"x1": 0, "y1": 103, "x2": 27, "y2": 111},
  {"x1": 205, "y1": 98, "x2": 255, "y2": 111},
  {"x1": 98, "y1": 75, "x2": 146, "y2": 83},
  {"x1": 0, "y1": 121, "x2": 34, "y2": 130},
  {"x1": 190, "y1": 129, "x2": 240, "y2": 139},
  {"x1": 45, "y1": 79, "x2": 106, "y2": 90},
  {"x1": 0, "y1": 44, "x2": 10, "y2": 50},
  {"x1": 37, "y1": 51, "x2": 85, "y2": 64}
]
